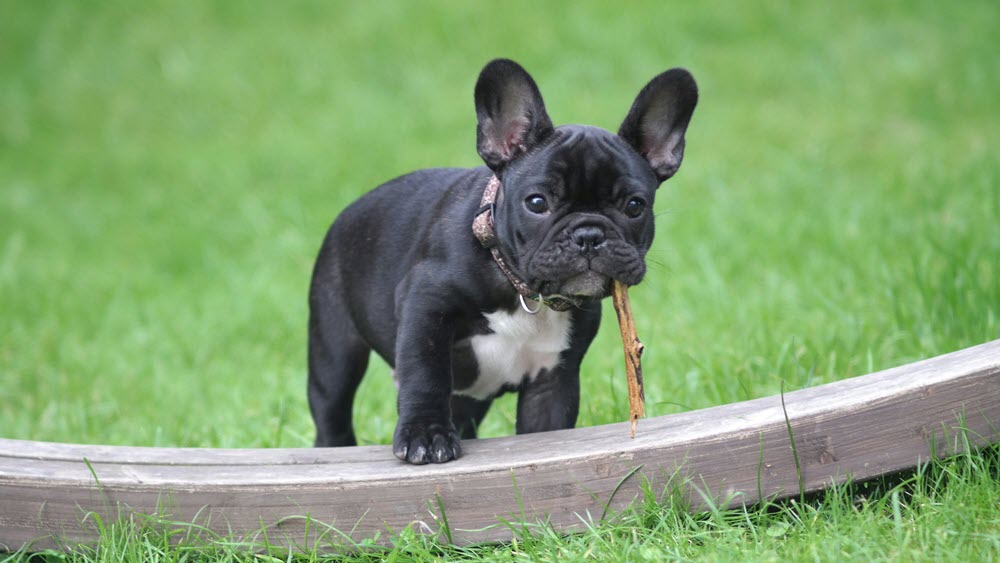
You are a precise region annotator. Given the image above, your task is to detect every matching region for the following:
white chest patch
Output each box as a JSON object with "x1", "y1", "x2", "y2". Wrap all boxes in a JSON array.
[{"x1": 456, "y1": 305, "x2": 572, "y2": 400}]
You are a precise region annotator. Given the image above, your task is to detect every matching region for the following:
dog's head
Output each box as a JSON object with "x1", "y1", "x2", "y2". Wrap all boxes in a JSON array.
[{"x1": 474, "y1": 59, "x2": 698, "y2": 299}]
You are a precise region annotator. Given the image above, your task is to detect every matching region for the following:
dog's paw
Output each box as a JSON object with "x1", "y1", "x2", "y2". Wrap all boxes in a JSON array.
[{"x1": 393, "y1": 420, "x2": 462, "y2": 464}]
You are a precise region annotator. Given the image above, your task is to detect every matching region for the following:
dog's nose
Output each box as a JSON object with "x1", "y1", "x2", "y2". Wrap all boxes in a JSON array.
[{"x1": 571, "y1": 226, "x2": 606, "y2": 251}]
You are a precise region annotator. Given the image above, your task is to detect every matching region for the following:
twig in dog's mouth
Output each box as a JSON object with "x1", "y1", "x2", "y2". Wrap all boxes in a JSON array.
[{"x1": 611, "y1": 279, "x2": 645, "y2": 438}]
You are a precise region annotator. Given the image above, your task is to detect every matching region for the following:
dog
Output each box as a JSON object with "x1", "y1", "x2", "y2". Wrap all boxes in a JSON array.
[{"x1": 308, "y1": 59, "x2": 697, "y2": 464}]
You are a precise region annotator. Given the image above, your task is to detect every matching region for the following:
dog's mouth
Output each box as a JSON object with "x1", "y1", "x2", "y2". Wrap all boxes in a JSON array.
[
  {"x1": 530, "y1": 246, "x2": 646, "y2": 299},
  {"x1": 525, "y1": 223, "x2": 647, "y2": 300},
  {"x1": 542, "y1": 270, "x2": 612, "y2": 299}
]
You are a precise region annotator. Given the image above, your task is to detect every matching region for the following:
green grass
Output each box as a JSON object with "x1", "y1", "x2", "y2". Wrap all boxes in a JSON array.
[{"x1": 2, "y1": 0, "x2": 998, "y2": 560}]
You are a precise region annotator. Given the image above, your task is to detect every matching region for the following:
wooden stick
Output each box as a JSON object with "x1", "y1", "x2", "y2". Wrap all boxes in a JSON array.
[{"x1": 611, "y1": 279, "x2": 645, "y2": 438}]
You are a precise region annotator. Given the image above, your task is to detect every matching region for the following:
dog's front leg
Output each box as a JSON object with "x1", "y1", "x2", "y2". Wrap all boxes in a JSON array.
[
  {"x1": 392, "y1": 293, "x2": 463, "y2": 464},
  {"x1": 515, "y1": 363, "x2": 581, "y2": 434},
  {"x1": 516, "y1": 302, "x2": 601, "y2": 434}
]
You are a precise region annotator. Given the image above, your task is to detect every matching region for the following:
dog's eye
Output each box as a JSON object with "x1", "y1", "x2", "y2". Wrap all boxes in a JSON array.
[
  {"x1": 524, "y1": 194, "x2": 549, "y2": 214},
  {"x1": 624, "y1": 197, "x2": 646, "y2": 218}
]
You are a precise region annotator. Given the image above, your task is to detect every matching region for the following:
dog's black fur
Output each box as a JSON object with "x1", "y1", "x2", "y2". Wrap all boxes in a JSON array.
[{"x1": 308, "y1": 59, "x2": 697, "y2": 464}]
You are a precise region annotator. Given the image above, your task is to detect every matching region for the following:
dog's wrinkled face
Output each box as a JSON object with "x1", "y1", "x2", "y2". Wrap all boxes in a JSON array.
[
  {"x1": 474, "y1": 59, "x2": 698, "y2": 300},
  {"x1": 495, "y1": 125, "x2": 658, "y2": 298}
]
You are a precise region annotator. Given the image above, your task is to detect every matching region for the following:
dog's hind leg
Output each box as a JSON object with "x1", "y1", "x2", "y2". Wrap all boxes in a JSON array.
[{"x1": 307, "y1": 280, "x2": 371, "y2": 447}]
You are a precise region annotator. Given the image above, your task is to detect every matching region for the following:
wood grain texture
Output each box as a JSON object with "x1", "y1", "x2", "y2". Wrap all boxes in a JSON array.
[{"x1": 2, "y1": 340, "x2": 999, "y2": 552}]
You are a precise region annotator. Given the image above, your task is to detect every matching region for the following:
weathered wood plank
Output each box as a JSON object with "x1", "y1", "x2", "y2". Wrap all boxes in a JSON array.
[{"x1": 2, "y1": 339, "x2": 999, "y2": 552}]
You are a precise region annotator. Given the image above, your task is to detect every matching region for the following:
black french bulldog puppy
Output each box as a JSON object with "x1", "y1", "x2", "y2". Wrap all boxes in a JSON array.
[{"x1": 308, "y1": 59, "x2": 697, "y2": 464}]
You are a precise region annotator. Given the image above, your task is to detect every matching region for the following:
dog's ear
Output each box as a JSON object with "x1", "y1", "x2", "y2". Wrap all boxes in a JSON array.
[
  {"x1": 474, "y1": 59, "x2": 554, "y2": 171},
  {"x1": 618, "y1": 69, "x2": 698, "y2": 182}
]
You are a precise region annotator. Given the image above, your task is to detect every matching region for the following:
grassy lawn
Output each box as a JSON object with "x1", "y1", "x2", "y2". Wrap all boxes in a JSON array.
[{"x1": 2, "y1": 0, "x2": 998, "y2": 560}]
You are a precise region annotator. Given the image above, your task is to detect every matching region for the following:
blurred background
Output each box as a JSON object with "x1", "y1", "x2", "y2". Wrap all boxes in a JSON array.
[{"x1": 2, "y1": 1, "x2": 997, "y2": 448}]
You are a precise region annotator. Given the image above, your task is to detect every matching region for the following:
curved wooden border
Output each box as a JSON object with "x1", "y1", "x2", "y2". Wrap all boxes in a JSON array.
[{"x1": 3, "y1": 340, "x2": 999, "y2": 552}]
